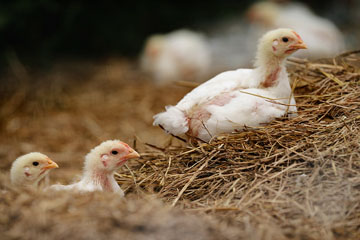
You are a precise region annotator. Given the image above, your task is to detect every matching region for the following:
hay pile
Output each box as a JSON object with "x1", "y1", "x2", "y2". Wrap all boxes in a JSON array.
[
  {"x1": 117, "y1": 51, "x2": 360, "y2": 239},
  {"x1": 0, "y1": 52, "x2": 359, "y2": 240}
]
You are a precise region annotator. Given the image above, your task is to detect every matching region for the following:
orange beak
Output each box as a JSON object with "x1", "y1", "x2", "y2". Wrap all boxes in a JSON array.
[
  {"x1": 290, "y1": 40, "x2": 307, "y2": 50},
  {"x1": 116, "y1": 148, "x2": 140, "y2": 166},
  {"x1": 124, "y1": 148, "x2": 140, "y2": 160},
  {"x1": 42, "y1": 158, "x2": 59, "y2": 170}
]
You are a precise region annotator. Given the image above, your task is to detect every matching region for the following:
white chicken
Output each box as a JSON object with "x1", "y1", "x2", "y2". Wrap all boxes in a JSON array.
[
  {"x1": 10, "y1": 152, "x2": 59, "y2": 188},
  {"x1": 153, "y1": 28, "x2": 306, "y2": 142},
  {"x1": 50, "y1": 140, "x2": 139, "y2": 196},
  {"x1": 140, "y1": 29, "x2": 211, "y2": 84},
  {"x1": 247, "y1": 1, "x2": 345, "y2": 59}
]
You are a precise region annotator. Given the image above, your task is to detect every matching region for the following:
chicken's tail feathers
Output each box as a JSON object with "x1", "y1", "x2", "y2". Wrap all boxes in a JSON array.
[{"x1": 153, "y1": 106, "x2": 189, "y2": 136}]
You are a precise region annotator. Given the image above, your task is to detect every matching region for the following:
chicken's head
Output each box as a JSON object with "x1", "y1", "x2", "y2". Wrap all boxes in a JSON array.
[
  {"x1": 10, "y1": 152, "x2": 59, "y2": 187},
  {"x1": 84, "y1": 140, "x2": 140, "y2": 173},
  {"x1": 259, "y1": 28, "x2": 307, "y2": 59},
  {"x1": 144, "y1": 35, "x2": 165, "y2": 59}
]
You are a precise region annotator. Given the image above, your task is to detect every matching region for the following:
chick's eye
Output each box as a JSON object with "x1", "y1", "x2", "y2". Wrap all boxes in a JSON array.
[
  {"x1": 282, "y1": 37, "x2": 289, "y2": 42},
  {"x1": 32, "y1": 161, "x2": 39, "y2": 166},
  {"x1": 111, "y1": 150, "x2": 118, "y2": 155}
]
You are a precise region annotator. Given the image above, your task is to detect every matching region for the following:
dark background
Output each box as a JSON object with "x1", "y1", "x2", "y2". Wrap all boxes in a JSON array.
[{"x1": 0, "y1": 0, "x2": 357, "y2": 67}]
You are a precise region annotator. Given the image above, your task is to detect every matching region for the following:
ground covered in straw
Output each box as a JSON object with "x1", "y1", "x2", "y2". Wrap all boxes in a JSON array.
[{"x1": 0, "y1": 52, "x2": 359, "y2": 240}]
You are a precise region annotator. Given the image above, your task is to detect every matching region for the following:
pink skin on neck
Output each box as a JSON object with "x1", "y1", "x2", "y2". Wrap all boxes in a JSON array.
[
  {"x1": 92, "y1": 170, "x2": 114, "y2": 192},
  {"x1": 92, "y1": 154, "x2": 128, "y2": 192},
  {"x1": 261, "y1": 67, "x2": 280, "y2": 88}
]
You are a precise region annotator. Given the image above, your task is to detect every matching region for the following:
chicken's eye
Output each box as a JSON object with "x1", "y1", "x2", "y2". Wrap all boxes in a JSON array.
[
  {"x1": 111, "y1": 150, "x2": 118, "y2": 155},
  {"x1": 282, "y1": 37, "x2": 289, "y2": 42},
  {"x1": 32, "y1": 161, "x2": 39, "y2": 166}
]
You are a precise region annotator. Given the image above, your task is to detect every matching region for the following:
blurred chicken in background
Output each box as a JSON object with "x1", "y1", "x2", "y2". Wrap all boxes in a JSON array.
[
  {"x1": 190, "y1": 0, "x2": 348, "y2": 75},
  {"x1": 139, "y1": 1, "x2": 353, "y2": 80},
  {"x1": 140, "y1": 29, "x2": 211, "y2": 85}
]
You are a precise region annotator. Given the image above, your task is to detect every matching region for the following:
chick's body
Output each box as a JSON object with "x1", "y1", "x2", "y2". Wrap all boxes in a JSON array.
[
  {"x1": 154, "y1": 28, "x2": 306, "y2": 142},
  {"x1": 50, "y1": 140, "x2": 139, "y2": 196}
]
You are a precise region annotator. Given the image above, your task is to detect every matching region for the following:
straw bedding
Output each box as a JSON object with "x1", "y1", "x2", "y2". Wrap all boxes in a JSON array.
[{"x1": 0, "y1": 52, "x2": 359, "y2": 239}]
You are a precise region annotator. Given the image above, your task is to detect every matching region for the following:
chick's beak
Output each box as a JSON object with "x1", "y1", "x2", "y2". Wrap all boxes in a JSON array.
[
  {"x1": 42, "y1": 159, "x2": 59, "y2": 170},
  {"x1": 124, "y1": 149, "x2": 140, "y2": 160},
  {"x1": 291, "y1": 40, "x2": 307, "y2": 50}
]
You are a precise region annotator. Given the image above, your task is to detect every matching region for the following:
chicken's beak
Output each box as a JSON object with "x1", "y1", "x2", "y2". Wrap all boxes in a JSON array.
[
  {"x1": 124, "y1": 149, "x2": 140, "y2": 160},
  {"x1": 116, "y1": 149, "x2": 140, "y2": 166},
  {"x1": 291, "y1": 40, "x2": 307, "y2": 50},
  {"x1": 42, "y1": 159, "x2": 59, "y2": 170}
]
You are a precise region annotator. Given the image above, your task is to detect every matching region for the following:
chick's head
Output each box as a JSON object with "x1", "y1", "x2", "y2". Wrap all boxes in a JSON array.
[
  {"x1": 258, "y1": 28, "x2": 307, "y2": 60},
  {"x1": 84, "y1": 140, "x2": 140, "y2": 173},
  {"x1": 10, "y1": 152, "x2": 59, "y2": 187},
  {"x1": 144, "y1": 35, "x2": 165, "y2": 59}
]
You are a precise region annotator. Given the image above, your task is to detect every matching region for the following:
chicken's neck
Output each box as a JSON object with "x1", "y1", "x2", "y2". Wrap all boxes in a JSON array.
[
  {"x1": 33, "y1": 175, "x2": 47, "y2": 188},
  {"x1": 255, "y1": 52, "x2": 287, "y2": 88},
  {"x1": 83, "y1": 169, "x2": 117, "y2": 192}
]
